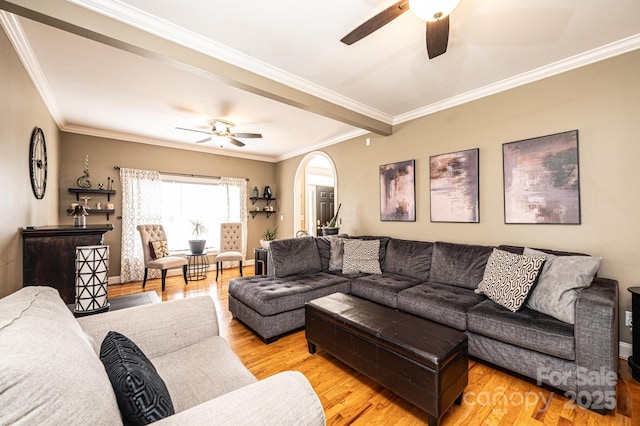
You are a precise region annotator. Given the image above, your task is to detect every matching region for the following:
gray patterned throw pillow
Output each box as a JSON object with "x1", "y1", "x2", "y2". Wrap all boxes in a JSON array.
[
  {"x1": 475, "y1": 248, "x2": 545, "y2": 312},
  {"x1": 342, "y1": 239, "x2": 382, "y2": 274}
]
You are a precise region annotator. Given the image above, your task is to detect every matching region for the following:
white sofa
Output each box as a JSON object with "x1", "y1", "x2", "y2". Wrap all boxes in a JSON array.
[{"x1": 0, "y1": 286, "x2": 325, "y2": 425}]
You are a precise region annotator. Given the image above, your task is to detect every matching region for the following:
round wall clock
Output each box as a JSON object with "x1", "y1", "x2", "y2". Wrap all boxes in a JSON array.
[{"x1": 29, "y1": 127, "x2": 47, "y2": 199}]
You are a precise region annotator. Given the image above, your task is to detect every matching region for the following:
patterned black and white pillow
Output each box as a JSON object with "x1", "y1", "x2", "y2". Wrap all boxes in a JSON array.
[
  {"x1": 475, "y1": 248, "x2": 545, "y2": 312},
  {"x1": 342, "y1": 239, "x2": 382, "y2": 274},
  {"x1": 100, "y1": 331, "x2": 175, "y2": 425}
]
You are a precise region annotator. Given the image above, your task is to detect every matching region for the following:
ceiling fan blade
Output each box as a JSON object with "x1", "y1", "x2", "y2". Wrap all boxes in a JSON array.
[
  {"x1": 176, "y1": 126, "x2": 212, "y2": 135},
  {"x1": 195, "y1": 137, "x2": 212, "y2": 144},
  {"x1": 229, "y1": 138, "x2": 246, "y2": 147},
  {"x1": 426, "y1": 16, "x2": 450, "y2": 59},
  {"x1": 341, "y1": 0, "x2": 409, "y2": 45},
  {"x1": 232, "y1": 132, "x2": 262, "y2": 139}
]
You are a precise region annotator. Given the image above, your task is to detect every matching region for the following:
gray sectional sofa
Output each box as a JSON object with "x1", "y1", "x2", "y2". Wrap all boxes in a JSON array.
[{"x1": 228, "y1": 235, "x2": 618, "y2": 412}]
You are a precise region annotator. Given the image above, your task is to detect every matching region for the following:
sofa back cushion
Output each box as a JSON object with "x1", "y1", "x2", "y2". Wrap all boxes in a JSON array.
[
  {"x1": 384, "y1": 238, "x2": 433, "y2": 281},
  {"x1": 269, "y1": 237, "x2": 322, "y2": 277},
  {"x1": 315, "y1": 235, "x2": 348, "y2": 271},
  {"x1": 429, "y1": 241, "x2": 494, "y2": 289},
  {"x1": 0, "y1": 287, "x2": 122, "y2": 424}
]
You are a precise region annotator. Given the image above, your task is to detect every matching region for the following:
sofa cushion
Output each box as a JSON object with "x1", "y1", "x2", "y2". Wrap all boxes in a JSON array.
[
  {"x1": 384, "y1": 238, "x2": 433, "y2": 281},
  {"x1": 347, "y1": 235, "x2": 390, "y2": 266},
  {"x1": 149, "y1": 240, "x2": 169, "y2": 259},
  {"x1": 467, "y1": 299, "x2": 575, "y2": 360},
  {"x1": 475, "y1": 249, "x2": 545, "y2": 312},
  {"x1": 151, "y1": 336, "x2": 257, "y2": 412},
  {"x1": 228, "y1": 273, "x2": 351, "y2": 316},
  {"x1": 429, "y1": 241, "x2": 494, "y2": 289},
  {"x1": 315, "y1": 235, "x2": 348, "y2": 271},
  {"x1": 523, "y1": 247, "x2": 602, "y2": 324},
  {"x1": 100, "y1": 331, "x2": 175, "y2": 424},
  {"x1": 342, "y1": 239, "x2": 382, "y2": 274},
  {"x1": 397, "y1": 282, "x2": 486, "y2": 330},
  {"x1": 350, "y1": 273, "x2": 422, "y2": 308},
  {"x1": 270, "y1": 237, "x2": 322, "y2": 278},
  {"x1": 0, "y1": 287, "x2": 121, "y2": 425}
]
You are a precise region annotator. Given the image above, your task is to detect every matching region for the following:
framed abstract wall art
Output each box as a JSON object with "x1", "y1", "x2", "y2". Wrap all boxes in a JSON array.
[
  {"x1": 380, "y1": 159, "x2": 416, "y2": 222},
  {"x1": 429, "y1": 148, "x2": 479, "y2": 223},
  {"x1": 503, "y1": 130, "x2": 580, "y2": 224}
]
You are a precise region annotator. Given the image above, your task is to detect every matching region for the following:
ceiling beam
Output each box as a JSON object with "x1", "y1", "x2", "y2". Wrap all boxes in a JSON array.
[{"x1": 0, "y1": 0, "x2": 393, "y2": 136}]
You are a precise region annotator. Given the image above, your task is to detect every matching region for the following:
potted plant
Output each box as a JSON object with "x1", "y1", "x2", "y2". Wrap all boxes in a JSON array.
[
  {"x1": 189, "y1": 219, "x2": 208, "y2": 254},
  {"x1": 260, "y1": 226, "x2": 278, "y2": 249},
  {"x1": 321, "y1": 203, "x2": 341, "y2": 236}
]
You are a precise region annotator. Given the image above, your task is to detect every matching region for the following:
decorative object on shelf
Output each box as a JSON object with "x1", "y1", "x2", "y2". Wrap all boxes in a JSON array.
[
  {"x1": 77, "y1": 155, "x2": 92, "y2": 188},
  {"x1": 503, "y1": 130, "x2": 580, "y2": 224},
  {"x1": 263, "y1": 185, "x2": 272, "y2": 199},
  {"x1": 252, "y1": 186, "x2": 259, "y2": 198},
  {"x1": 430, "y1": 148, "x2": 479, "y2": 223},
  {"x1": 380, "y1": 159, "x2": 416, "y2": 222},
  {"x1": 106, "y1": 203, "x2": 115, "y2": 210},
  {"x1": 255, "y1": 206, "x2": 261, "y2": 211},
  {"x1": 260, "y1": 226, "x2": 278, "y2": 249},
  {"x1": 71, "y1": 205, "x2": 89, "y2": 227},
  {"x1": 189, "y1": 219, "x2": 208, "y2": 254},
  {"x1": 96, "y1": 202, "x2": 102, "y2": 210},
  {"x1": 80, "y1": 196, "x2": 91, "y2": 206},
  {"x1": 107, "y1": 177, "x2": 113, "y2": 190},
  {"x1": 321, "y1": 203, "x2": 342, "y2": 235},
  {"x1": 98, "y1": 183, "x2": 104, "y2": 190},
  {"x1": 29, "y1": 127, "x2": 47, "y2": 200},
  {"x1": 74, "y1": 245, "x2": 110, "y2": 315},
  {"x1": 70, "y1": 202, "x2": 78, "y2": 209}
]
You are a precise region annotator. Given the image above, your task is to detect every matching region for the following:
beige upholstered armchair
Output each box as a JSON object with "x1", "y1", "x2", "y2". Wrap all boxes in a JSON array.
[
  {"x1": 215, "y1": 222, "x2": 244, "y2": 280},
  {"x1": 137, "y1": 224, "x2": 188, "y2": 291}
]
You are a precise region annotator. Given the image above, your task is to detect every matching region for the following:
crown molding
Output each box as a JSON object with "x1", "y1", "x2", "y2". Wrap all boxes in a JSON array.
[
  {"x1": 0, "y1": 11, "x2": 65, "y2": 128},
  {"x1": 395, "y1": 34, "x2": 640, "y2": 125},
  {"x1": 62, "y1": 124, "x2": 279, "y2": 163},
  {"x1": 69, "y1": 0, "x2": 393, "y2": 125},
  {"x1": 275, "y1": 128, "x2": 369, "y2": 162}
]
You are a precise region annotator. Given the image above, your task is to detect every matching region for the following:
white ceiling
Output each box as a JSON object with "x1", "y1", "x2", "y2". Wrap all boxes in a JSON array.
[{"x1": 2, "y1": 0, "x2": 639, "y2": 162}]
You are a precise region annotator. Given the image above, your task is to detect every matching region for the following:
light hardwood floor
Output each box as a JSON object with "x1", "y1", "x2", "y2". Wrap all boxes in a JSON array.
[{"x1": 109, "y1": 267, "x2": 639, "y2": 425}]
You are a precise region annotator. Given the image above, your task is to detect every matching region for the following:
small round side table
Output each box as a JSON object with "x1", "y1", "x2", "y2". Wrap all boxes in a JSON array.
[
  {"x1": 186, "y1": 253, "x2": 210, "y2": 281},
  {"x1": 628, "y1": 287, "x2": 640, "y2": 382}
]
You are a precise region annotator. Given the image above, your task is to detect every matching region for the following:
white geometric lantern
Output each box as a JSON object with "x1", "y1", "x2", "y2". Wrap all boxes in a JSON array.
[{"x1": 74, "y1": 245, "x2": 110, "y2": 315}]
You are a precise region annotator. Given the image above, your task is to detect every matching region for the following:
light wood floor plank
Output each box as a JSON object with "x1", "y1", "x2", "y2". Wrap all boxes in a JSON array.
[{"x1": 109, "y1": 268, "x2": 638, "y2": 425}]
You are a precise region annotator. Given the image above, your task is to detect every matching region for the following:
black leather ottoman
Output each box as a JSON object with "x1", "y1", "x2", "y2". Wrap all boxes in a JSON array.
[{"x1": 305, "y1": 293, "x2": 467, "y2": 426}]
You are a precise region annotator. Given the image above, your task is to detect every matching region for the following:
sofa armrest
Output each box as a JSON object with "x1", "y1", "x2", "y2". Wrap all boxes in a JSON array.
[
  {"x1": 154, "y1": 371, "x2": 325, "y2": 426},
  {"x1": 78, "y1": 296, "x2": 219, "y2": 358},
  {"x1": 574, "y1": 277, "x2": 618, "y2": 409}
]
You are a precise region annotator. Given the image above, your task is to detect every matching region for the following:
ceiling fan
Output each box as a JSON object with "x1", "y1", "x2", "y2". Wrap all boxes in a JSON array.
[
  {"x1": 341, "y1": 0, "x2": 460, "y2": 59},
  {"x1": 176, "y1": 119, "x2": 262, "y2": 147}
]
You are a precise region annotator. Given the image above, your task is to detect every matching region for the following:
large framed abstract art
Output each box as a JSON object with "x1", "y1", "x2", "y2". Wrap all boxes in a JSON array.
[
  {"x1": 429, "y1": 148, "x2": 479, "y2": 223},
  {"x1": 380, "y1": 160, "x2": 416, "y2": 222},
  {"x1": 503, "y1": 130, "x2": 580, "y2": 224}
]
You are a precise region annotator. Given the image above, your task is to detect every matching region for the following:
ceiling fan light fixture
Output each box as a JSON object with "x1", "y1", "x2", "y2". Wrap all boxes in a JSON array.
[
  {"x1": 213, "y1": 135, "x2": 230, "y2": 147},
  {"x1": 409, "y1": 0, "x2": 460, "y2": 22}
]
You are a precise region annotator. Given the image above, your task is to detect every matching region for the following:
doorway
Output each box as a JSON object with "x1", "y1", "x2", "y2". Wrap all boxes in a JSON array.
[{"x1": 294, "y1": 152, "x2": 337, "y2": 237}]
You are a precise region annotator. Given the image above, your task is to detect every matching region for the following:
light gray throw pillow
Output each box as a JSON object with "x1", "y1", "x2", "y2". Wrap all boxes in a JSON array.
[
  {"x1": 342, "y1": 239, "x2": 382, "y2": 274},
  {"x1": 524, "y1": 247, "x2": 602, "y2": 324},
  {"x1": 328, "y1": 238, "x2": 345, "y2": 272}
]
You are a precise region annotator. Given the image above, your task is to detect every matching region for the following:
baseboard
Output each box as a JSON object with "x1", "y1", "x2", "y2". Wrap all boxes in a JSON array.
[
  {"x1": 620, "y1": 341, "x2": 632, "y2": 359},
  {"x1": 108, "y1": 259, "x2": 255, "y2": 285}
]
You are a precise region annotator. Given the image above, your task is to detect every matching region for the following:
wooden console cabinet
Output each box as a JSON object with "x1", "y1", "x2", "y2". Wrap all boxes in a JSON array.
[{"x1": 22, "y1": 224, "x2": 114, "y2": 304}]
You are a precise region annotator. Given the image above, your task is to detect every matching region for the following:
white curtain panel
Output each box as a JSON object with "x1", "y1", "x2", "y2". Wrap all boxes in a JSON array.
[
  {"x1": 220, "y1": 176, "x2": 248, "y2": 268},
  {"x1": 119, "y1": 168, "x2": 162, "y2": 283}
]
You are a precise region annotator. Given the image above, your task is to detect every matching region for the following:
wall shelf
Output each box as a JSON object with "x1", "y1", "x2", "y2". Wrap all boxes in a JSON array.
[
  {"x1": 250, "y1": 210, "x2": 276, "y2": 219},
  {"x1": 250, "y1": 197, "x2": 276, "y2": 206},
  {"x1": 68, "y1": 188, "x2": 116, "y2": 219}
]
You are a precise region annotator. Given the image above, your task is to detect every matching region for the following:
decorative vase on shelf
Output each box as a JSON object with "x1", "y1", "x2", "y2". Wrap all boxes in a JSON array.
[
  {"x1": 263, "y1": 186, "x2": 272, "y2": 199},
  {"x1": 252, "y1": 186, "x2": 259, "y2": 198}
]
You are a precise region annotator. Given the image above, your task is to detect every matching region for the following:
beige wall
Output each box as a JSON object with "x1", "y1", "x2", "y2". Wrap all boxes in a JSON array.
[
  {"x1": 0, "y1": 27, "x2": 60, "y2": 298},
  {"x1": 277, "y1": 50, "x2": 640, "y2": 344},
  {"x1": 60, "y1": 133, "x2": 278, "y2": 276}
]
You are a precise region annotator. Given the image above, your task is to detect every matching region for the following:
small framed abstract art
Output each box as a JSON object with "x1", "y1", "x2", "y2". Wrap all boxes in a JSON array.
[
  {"x1": 429, "y1": 148, "x2": 479, "y2": 223},
  {"x1": 503, "y1": 130, "x2": 580, "y2": 224},
  {"x1": 380, "y1": 159, "x2": 416, "y2": 222}
]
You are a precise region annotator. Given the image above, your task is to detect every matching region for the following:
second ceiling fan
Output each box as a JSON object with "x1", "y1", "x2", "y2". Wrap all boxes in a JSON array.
[
  {"x1": 341, "y1": 0, "x2": 460, "y2": 59},
  {"x1": 176, "y1": 119, "x2": 262, "y2": 148}
]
